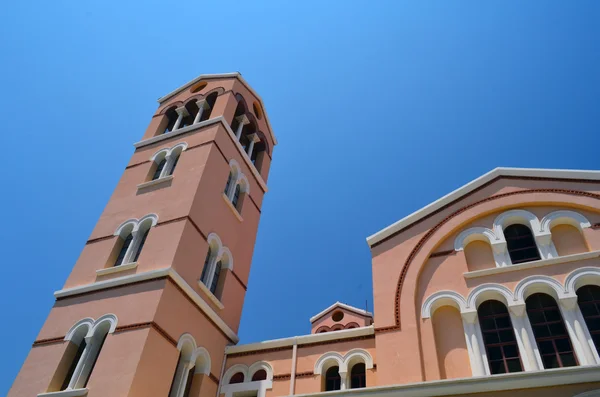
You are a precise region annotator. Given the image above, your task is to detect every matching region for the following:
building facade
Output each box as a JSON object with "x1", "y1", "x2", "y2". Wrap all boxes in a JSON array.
[{"x1": 9, "y1": 74, "x2": 600, "y2": 397}]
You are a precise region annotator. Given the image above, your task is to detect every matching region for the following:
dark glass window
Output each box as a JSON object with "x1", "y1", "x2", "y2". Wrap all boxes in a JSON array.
[
  {"x1": 224, "y1": 172, "x2": 233, "y2": 196},
  {"x1": 526, "y1": 293, "x2": 577, "y2": 368},
  {"x1": 210, "y1": 261, "x2": 222, "y2": 296},
  {"x1": 350, "y1": 363, "x2": 366, "y2": 389},
  {"x1": 200, "y1": 248, "x2": 212, "y2": 284},
  {"x1": 163, "y1": 108, "x2": 179, "y2": 134},
  {"x1": 577, "y1": 285, "x2": 600, "y2": 355},
  {"x1": 252, "y1": 369, "x2": 267, "y2": 381},
  {"x1": 152, "y1": 158, "x2": 167, "y2": 180},
  {"x1": 325, "y1": 366, "x2": 341, "y2": 391},
  {"x1": 478, "y1": 300, "x2": 523, "y2": 374},
  {"x1": 182, "y1": 366, "x2": 195, "y2": 397},
  {"x1": 114, "y1": 234, "x2": 133, "y2": 267},
  {"x1": 169, "y1": 155, "x2": 180, "y2": 176},
  {"x1": 83, "y1": 332, "x2": 107, "y2": 387},
  {"x1": 61, "y1": 338, "x2": 87, "y2": 390},
  {"x1": 232, "y1": 185, "x2": 241, "y2": 210},
  {"x1": 504, "y1": 224, "x2": 541, "y2": 264},
  {"x1": 132, "y1": 229, "x2": 149, "y2": 262},
  {"x1": 230, "y1": 372, "x2": 244, "y2": 384}
]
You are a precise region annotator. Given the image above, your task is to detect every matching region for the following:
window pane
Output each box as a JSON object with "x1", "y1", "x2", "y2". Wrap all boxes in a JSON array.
[
  {"x1": 560, "y1": 353, "x2": 577, "y2": 367},
  {"x1": 499, "y1": 330, "x2": 515, "y2": 343},
  {"x1": 506, "y1": 359, "x2": 523, "y2": 373},
  {"x1": 549, "y1": 322, "x2": 566, "y2": 336},
  {"x1": 503, "y1": 344, "x2": 519, "y2": 358},
  {"x1": 481, "y1": 318, "x2": 496, "y2": 331},
  {"x1": 487, "y1": 346, "x2": 502, "y2": 360},
  {"x1": 495, "y1": 316, "x2": 510, "y2": 329},
  {"x1": 489, "y1": 360, "x2": 505, "y2": 374},
  {"x1": 538, "y1": 340, "x2": 555, "y2": 355},
  {"x1": 542, "y1": 354, "x2": 560, "y2": 369},
  {"x1": 483, "y1": 332, "x2": 500, "y2": 344}
]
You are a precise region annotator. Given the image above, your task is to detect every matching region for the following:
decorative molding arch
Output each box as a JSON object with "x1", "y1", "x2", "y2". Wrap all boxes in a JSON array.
[
  {"x1": 514, "y1": 275, "x2": 570, "y2": 303},
  {"x1": 177, "y1": 333, "x2": 197, "y2": 360},
  {"x1": 393, "y1": 189, "x2": 600, "y2": 329},
  {"x1": 314, "y1": 352, "x2": 344, "y2": 374},
  {"x1": 540, "y1": 210, "x2": 592, "y2": 234},
  {"x1": 248, "y1": 361, "x2": 273, "y2": 381},
  {"x1": 565, "y1": 267, "x2": 600, "y2": 295},
  {"x1": 90, "y1": 314, "x2": 118, "y2": 336},
  {"x1": 466, "y1": 284, "x2": 514, "y2": 310},
  {"x1": 207, "y1": 233, "x2": 223, "y2": 252},
  {"x1": 64, "y1": 318, "x2": 94, "y2": 343},
  {"x1": 191, "y1": 346, "x2": 211, "y2": 375},
  {"x1": 454, "y1": 227, "x2": 497, "y2": 250},
  {"x1": 223, "y1": 363, "x2": 249, "y2": 384},
  {"x1": 421, "y1": 291, "x2": 467, "y2": 319},
  {"x1": 237, "y1": 174, "x2": 251, "y2": 195},
  {"x1": 218, "y1": 247, "x2": 234, "y2": 270},
  {"x1": 114, "y1": 214, "x2": 159, "y2": 236},
  {"x1": 150, "y1": 142, "x2": 188, "y2": 162},
  {"x1": 344, "y1": 349, "x2": 374, "y2": 371},
  {"x1": 493, "y1": 209, "x2": 541, "y2": 238}
]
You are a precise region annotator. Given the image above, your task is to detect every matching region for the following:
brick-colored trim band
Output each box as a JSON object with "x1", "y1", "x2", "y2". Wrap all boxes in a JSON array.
[
  {"x1": 114, "y1": 321, "x2": 177, "y2": 347},
  {"x1": 393, "y1": 187, "x2": 600, "y2": 329},
  {"x1": 299, "y1": 334, "x2": 375, "y2": 350},
  {"x1": 209, "y1": 373, "x2": 220, "y2": 384},
  {"x1": 227, "y1": 345, "x2": 293, "y2": 358},
  {"x1": 32, "y1": 336, "x2": 65, "y2": 347},
  {"x1": 273, "y1": 373, "x2": 292, "y2": 381},
  {"x1": 429, "y1": 249, "x2": 455, "y2": 258},
  {"x1": 295, "y1": 371, "x2": 315, "y2": 378},
  {"x1": 592, "y1": 223, "x2": 600, "y2": 230}
]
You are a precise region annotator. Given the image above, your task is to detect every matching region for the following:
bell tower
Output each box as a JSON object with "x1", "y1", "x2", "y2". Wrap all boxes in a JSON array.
[{"x1": 9, "y1": 73, "x2": 276, "y2": 397}]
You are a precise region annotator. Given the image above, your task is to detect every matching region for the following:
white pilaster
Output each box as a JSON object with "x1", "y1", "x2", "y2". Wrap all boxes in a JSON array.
[
  {"x1": 509, "y1": 304, "x2": 542, "y2": 371},
  {"x1": 339, "y1": 370, "x2": 348, "y2": 390},
  {"x1": 122, "y1": 230, "x2": 139, "y2": 265},
  {"x1": 559, "y1": 296, "x2": 598, "y2": 365},
  {"x1": 461, "y1": 311, "x2": 488, "y2": 376}
]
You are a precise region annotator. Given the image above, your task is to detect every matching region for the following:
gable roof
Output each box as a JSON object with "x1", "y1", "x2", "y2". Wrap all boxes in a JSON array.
[
  {"x1": 157, "y1": 72, "x2": 278, "y2": 145},
  {"x1": 310, "y1": 301, "x2": 373, "y2": 324},
  {"x1": 366, "y1": 167, "x2": 600, "y2": 247}
]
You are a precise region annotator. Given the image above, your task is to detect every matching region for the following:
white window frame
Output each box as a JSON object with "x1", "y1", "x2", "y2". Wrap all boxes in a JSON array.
[{"x1": 113, "y1": 214, "x2": 158, "y2": 266}]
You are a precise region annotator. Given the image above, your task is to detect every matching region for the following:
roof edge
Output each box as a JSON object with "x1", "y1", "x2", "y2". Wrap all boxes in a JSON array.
[
  {"x1": 366, "y1": 167, "x2": 600, "y2": 247},
  {"x1": 156, "y1": 72, "x2": 278, "y2": 145},
  {"x1": 310, "y1": 301, "x2": 373, "y2": 324}
]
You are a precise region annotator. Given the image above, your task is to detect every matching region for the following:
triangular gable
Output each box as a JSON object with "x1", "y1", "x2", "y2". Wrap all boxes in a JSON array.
[
  {"x1": 310, "y1": 301, "x2": 373, "y2": 324},
  {"x1": 367, "y1": 167, "x2": 600, "y2": 247}
]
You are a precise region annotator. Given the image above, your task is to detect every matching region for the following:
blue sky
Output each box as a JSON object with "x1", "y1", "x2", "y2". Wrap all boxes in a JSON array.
[{"x1": 1, "y1": 1, "x2": 600, "y2": 393}]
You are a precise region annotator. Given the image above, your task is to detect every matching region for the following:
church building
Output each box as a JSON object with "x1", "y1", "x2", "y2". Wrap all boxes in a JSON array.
[{"x1": 8, "y1": 73, "x2": 600, "y2": 397}]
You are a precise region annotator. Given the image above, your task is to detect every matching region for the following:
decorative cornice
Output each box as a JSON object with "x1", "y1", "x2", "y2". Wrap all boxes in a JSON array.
[
  {"x1": 273, "y1": 373, "x2": 292, "y2": 381},
  {"x1": 54, "y1": 268, "x2": 239, "y2": 343},
  {"x1": 295, "y1": 371, "x2": 315, "y2": 379},
  {"x1": 368, "y1": 170, "x2": 600, "y2": 247},
  {"x1": 393, "y1": 188, "x2": 600, "y2": 329}
]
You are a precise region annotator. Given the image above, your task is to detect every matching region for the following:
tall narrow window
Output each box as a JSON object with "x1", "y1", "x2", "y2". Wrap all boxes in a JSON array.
[
  {"x1": 232, "y1": 185, "x2": 241, "y2": 210},
  {"x1": 224, "y1": 172, "x2": 233, "y2": 196},
  {"x1": 350, "y1": 363, "x2": 366, "y2": 389},
  {"x1": 478, "y1": 300, "x2": 523, "y2": 374},
  {"x1": 163, "y1": 107, "x2": 179, "y2": 134},
  {"x1": 526, "y1": 293, "x2": 577, "y2": 368},
  {"x1": 504, "y1": 224, "x2": 541, "y2": 264},
  {"x1": 168, "y1": 154, "x2": 180, "y2": 176},
  {"x1": 114, "y1": 234, "x2": 133, "y2": 267},
  {"x1": 83, "y1": 332, "x2": 108, "y2": 387},
  {"x1": 325, "y1": 366, "x2": 341, "y2": 391},
  {"x1": 201, "y1": 248, "x2": 213, "y2": 284},
  {"x1": 132, "y1": 229, "x2": 149, "y2": 263},
  {"x1": 60, "y1": 339, "x2": 87, "y2": 391},
  {"x1": 577, "y1": 285, "x2": 600, "y2": 355},
  {"x1": 210, "y1": 261, "x2": 222, "y2": 295},
  {"x1": 152, "y1": 158, "x2": 167, "y2": 180}
]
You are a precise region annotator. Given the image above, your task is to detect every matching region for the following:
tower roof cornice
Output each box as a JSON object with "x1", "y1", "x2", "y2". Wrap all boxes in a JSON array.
[{"x1": 157, "y1": 72, "x2": 278, "y2": 145}]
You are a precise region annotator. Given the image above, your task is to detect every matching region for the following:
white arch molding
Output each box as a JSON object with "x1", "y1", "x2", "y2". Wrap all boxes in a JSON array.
[{"x1": 221, "y1": 361, "x2": 274, "y2": 397}]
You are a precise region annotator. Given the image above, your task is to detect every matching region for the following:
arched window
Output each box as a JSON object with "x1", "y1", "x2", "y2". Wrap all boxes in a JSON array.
[
  {"x1": 163, "y1": 107, "x2": 179, "y2": 134},
  {"x1": 114, "y1": 232, "x2": 133, "y2": 267},
  {"x1": 224, "y1": 172, "x2": 233, "y2": 196},
  {"x1": 526, "y1": 293, "x2": 577, "y2": 368},
  {"x1": 210, "y1": 260, "x2": 222, "y2": 296},
  {"x1": 132, "y1": 227, "x2": 149, "y2": 263},
  {"x1": 180, "y1": 101, "x2": 198, "y2": 129},
  {"x1": 252, "y1": 369, "x2": 267, "y2": 381},
  {"x1": 199, "y1": 92, "x2": 218, "y2": 123},
  {"x1": 477, "y1": 300, "x2": 523, "y2": 374},
  {"x1": 577, "y1": 285, "x2": 600, "y2": 355},
  {"x1": 230, "y1": 372, "x2": 244, "y2": 384},
  {"x1": 168, "y1": 335, "x2": 211, "y2": 397},
  {"x1": 152, "y1": 158, "x2": 167, "y2": 181},
  {"x1": 232, "y1": 185, "x2": 242, "y2": 210},
  {"x1": 324, "y1": 366, "x2": 341, "y2": 391},
  {"x1": 200, "y1": 247, "x2": 213, "y2": 285},
  {"x1": 49, "y1": 316, "x2": 116, "y2": 393},
  {"x1": 350, "y1": 363, "x2": 366, "y2": 388},
  {"x1": 504, "y1": 224, "x2": 541, "y2": 264}
]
